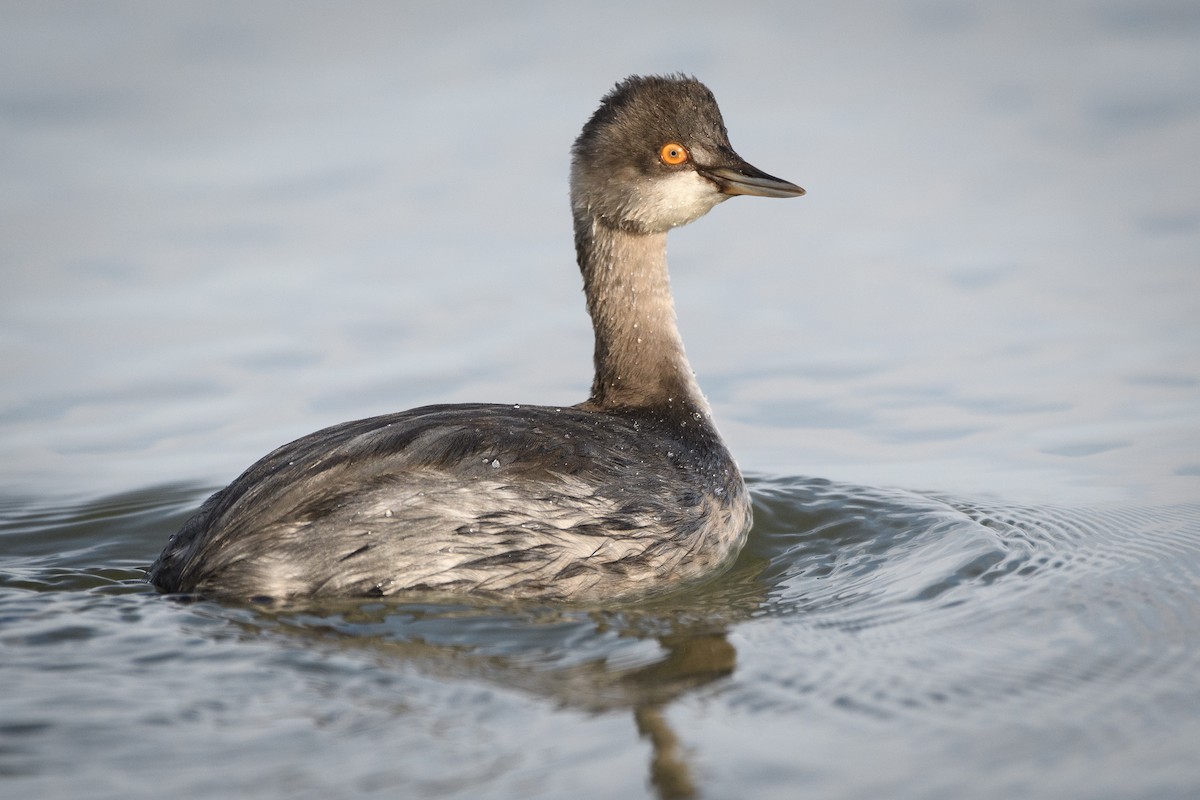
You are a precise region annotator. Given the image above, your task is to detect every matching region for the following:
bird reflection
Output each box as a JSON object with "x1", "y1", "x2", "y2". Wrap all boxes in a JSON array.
[
  {"x1": 211, "y1": 575, "x2": 761, "y2": 800},
  {"x1": 631, "y1": 634, "x2": 737, "y2": 799}
]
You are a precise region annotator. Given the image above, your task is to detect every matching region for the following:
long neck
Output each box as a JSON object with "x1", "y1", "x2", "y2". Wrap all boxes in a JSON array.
[{"x1": 574, "y1": 213, "x2": 711, "y2": 416}]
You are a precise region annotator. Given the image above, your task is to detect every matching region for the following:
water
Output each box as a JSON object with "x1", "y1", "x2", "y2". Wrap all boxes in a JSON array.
[{"x1": 3, "y1": 3, "x2": 1200, "y2": 798}]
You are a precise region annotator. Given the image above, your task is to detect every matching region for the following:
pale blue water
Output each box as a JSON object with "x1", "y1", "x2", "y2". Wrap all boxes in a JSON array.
[{"x1": 3, "y1": 3, "x2": 1200, "y2": 798}]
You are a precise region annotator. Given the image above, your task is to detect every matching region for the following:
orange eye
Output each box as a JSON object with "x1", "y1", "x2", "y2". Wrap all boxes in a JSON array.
[{"x1": 659, "y1": 142, "x2": 689, "y2": 166}]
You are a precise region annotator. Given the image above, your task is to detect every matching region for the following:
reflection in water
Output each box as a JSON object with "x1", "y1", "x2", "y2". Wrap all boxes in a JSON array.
[
  {"x1": 3, "y1": 479, "x2": 1200, "y2": 798},
  {"x1": 231, "y1": 600, "x2": 746, "y2": 799},
  {"x1": 632, "y1": 635, "x2": 738, "y2": 798},
  {"x1": 635, "y1": 705, "x2": 694, "y2": 800}
]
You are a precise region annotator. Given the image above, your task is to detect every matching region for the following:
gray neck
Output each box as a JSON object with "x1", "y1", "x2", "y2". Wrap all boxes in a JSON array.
[{"x1": 574, "y1": 213, "x2": 710, "y2": 415}]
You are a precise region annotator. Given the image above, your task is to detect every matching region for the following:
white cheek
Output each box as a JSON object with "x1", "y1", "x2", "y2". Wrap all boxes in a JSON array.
[{"x1": 632, "y1": 171, "x2": 726, "y2": 230}]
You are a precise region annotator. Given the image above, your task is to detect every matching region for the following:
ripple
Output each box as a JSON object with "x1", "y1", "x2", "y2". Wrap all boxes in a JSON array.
[
  {"x1": 0, "y1": 484, "x2": 205, "y2": 593},
  {"x1": 734, "y1": 477, "x2": 1200, "y2": 731},
  {"x1": 3, "y1": 478, "x2": 1200, "y2": 798},
  {"x1": 746, "y1": 476, "x2": 1011, "y2": 626}
]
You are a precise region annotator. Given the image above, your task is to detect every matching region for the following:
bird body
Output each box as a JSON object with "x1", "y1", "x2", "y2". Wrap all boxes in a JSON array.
[
  {"x1": 151, "y1": 403, "x2": 749, "y2": 600},
  {"x1": 150, "y1": 74, "x2": 803, "y2": 601}
]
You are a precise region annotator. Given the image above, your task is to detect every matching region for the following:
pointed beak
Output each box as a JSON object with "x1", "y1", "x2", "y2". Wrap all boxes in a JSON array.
[{"x1": 699, "y1": 159, "x2": 805, "y2": 198}]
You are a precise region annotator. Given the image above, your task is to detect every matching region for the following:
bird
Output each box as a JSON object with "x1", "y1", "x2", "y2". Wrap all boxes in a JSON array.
[{"x1": 148, "y1": 74, "x2": 805, "y2": 602}]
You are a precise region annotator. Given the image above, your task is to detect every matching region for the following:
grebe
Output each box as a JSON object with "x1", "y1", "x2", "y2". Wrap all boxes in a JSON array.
[{"x1": 149, "y1": 74, "x2": 804, "y2": 601}]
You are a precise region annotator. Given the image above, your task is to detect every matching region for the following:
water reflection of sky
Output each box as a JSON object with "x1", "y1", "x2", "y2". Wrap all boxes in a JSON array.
[{"x1": 1, "y1": 2, "x2": 1197, "y2": 503}]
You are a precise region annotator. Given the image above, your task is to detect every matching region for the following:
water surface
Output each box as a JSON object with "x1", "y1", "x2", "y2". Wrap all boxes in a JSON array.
[{"x1": 3, "y1": 3, "x2": 1199, "y2": 798}]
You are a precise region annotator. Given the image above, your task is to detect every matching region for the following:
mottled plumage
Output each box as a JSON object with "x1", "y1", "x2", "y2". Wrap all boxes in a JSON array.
[{"x1": 151, "y1": 404, "x2": 749, "y2": 600}]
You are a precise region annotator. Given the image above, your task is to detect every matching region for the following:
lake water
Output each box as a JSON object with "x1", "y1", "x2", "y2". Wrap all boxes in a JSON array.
[{"x1": 3, "y1": 3, "x2": 1199, "y2": 798}]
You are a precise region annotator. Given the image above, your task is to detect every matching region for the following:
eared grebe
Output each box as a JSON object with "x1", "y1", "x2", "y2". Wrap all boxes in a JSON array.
[{"x1": 149, "y1": 74, "x2": 804, "y2": 601}]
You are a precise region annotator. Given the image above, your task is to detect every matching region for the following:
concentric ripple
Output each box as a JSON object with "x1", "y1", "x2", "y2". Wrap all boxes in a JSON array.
[
  {"x1": 733, "y1": 476, "x2": 1200, "y2": 736},
  {"x1": 3, "y1": 479, "x2": 1200, "y2": 799}
]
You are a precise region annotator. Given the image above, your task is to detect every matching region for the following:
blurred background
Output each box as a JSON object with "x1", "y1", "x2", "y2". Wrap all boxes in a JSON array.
[{"x1": 2, "y1": 0, "x2": 1198, "y2": 504}]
